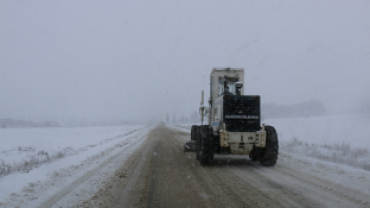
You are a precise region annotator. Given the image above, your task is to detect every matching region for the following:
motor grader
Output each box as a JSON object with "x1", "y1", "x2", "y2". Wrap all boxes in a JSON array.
[{"x1": 185, "y1": 68, "x2": 278, "y2": 166}]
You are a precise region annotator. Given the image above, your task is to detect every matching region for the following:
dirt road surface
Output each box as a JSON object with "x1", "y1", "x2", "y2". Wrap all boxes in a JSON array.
[{"x1": 74, "y1": 126, "x2": 370, "y2": 208}]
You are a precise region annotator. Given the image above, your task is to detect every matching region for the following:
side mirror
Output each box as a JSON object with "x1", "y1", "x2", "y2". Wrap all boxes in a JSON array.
[
  {"x1": 199, "y1": 90, "x2": 204, "y2": 125},
  {"x1": 235, "y1": 82, "x2": 243, "y2": 89},
  {"x1": 235, "y1": 82, "x2": 243, "y2": 95}
]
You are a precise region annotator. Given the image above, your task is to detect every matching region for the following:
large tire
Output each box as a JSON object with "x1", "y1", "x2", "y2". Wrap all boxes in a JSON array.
[
  {"x1": 191, "y1": 125, "x2": 197, "y2": 140},
  {"x1": 199, "y1": 126, "x2": 214, "y2": 165},
  {"x1": 196, "y1": 134, "x2": 200, "y2": 160},
  {"x1": 195, "y1": 126, "x2": 201, "y2": 160},
  {"x1": 260, "y1": 125, "x2": 279, "y2": 166},
  {"x1": 249, "y1": 148, "x2": 260, "y2": 162}
]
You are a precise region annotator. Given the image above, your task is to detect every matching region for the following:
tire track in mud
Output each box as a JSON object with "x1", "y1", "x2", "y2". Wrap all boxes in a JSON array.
[
  {"x1": 110, "y1": 136, "x2": 155, "y2": 207},
  {"x1": 145, "y1": 130, "x2": 211, "y2": 208},
  {"x1": 228, "y1": 165, "x2": 321, "y2": 208},
  {"x1": 187, "y1": 152, "x2": 320, "y2": 208},
  {"x1": 163, "y1": 129, "x2": 252, "y2": 208}
]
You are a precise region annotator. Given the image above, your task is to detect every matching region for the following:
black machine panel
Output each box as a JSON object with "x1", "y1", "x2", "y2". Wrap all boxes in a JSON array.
[{"x1": 223, "y1": 95, "x2": 261, "y2": 132}]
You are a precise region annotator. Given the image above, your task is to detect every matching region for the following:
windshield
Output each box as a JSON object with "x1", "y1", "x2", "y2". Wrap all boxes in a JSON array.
[{"x1": 218, "y1": 76, "x2": 239, "y2": 96}]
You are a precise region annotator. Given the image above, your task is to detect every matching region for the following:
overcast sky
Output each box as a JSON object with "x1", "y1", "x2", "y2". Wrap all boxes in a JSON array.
[{"x1": 1, "y1": 0, "x2": 370, "y2": 123}]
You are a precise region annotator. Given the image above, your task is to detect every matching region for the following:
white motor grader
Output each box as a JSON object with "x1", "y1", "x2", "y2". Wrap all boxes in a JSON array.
[{"x1": 184, "y1": 68, "x2": 278, "y2": 166}]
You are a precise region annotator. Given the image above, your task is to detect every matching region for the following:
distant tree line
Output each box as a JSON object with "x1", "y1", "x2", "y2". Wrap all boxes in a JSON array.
[
  {"x1": 0, "y1": 119, "x2": 61, "y2": 128},
  {"x1": 165, "y1": 100, "x2": 326, "y2": 124},
  {"x1": 166, "y1": 111, "x2": 200, "y2": 124},
  {"x1": 261, "y1": 100, "x2": 326, "y2": 120}
]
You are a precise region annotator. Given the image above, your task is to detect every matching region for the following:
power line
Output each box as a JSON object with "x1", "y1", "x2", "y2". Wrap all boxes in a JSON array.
[
  {"x1": 308, "y1": 43, "x2": 370, "y2": 70},
  {"x1": 292, "y1": 28, "x2": 370, "y2": 69}
]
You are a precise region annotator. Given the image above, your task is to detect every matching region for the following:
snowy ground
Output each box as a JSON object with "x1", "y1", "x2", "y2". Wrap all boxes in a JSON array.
[
  {"x1": 0, "y1": 126, "x2": 149, "y2": 176},
  {"x1": 265, "y1": 114, "x2": 370, "y2": 171},
  {"x1": 0, "y1": 125, "x2": 152, "y2": 208},
  {"x1": 1, "y1": 114, "x2": 369, "y2": 207},
  {"x1": 264, "y1": 114, "x2": 370, "y2": 149}
]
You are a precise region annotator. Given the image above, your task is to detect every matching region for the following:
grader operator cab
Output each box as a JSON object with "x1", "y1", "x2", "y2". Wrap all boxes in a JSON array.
[{"x1": 185, "y1": 68, "x2": 279, "y2": 166}]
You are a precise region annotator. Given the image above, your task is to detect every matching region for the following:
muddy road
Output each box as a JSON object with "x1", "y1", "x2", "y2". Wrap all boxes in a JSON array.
[{"x1": 78, "y1": 126, "x2": 370, "y2": 208}]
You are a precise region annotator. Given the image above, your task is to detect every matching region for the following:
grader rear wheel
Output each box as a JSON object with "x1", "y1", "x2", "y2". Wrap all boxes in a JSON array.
[
  {"x1": 260, "y1": 125, "x2": 279, "y2": 166},
  {"x1": 191, "y1": 125, "x2": 198, "y2": 140},
  {"x1": 199, "y1": 126, "x2": 214, "y2": 165}
]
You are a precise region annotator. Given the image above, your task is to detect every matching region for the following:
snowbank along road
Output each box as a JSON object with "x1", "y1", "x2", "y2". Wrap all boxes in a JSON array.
[
  {"x1": 69, "y1": 125, "x2": 370, "y2": 208},
  {"x1": 0, "y1": 126, "x2": 150, "y2": 208}
]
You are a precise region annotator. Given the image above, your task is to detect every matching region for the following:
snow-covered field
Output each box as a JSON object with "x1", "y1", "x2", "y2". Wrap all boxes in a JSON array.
[
  {"x1": 264, "y1": 114, "x2": 370, "y2": 149},
  {"x1": 264, "y1": 114, "x2": 370, "y2": 171},
  {"x1": 0, "y1": 125, "x2": 151, "y2": 207},
  {"x1": 0, "y1": 125, "x2": 148, "y2": 177}
]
